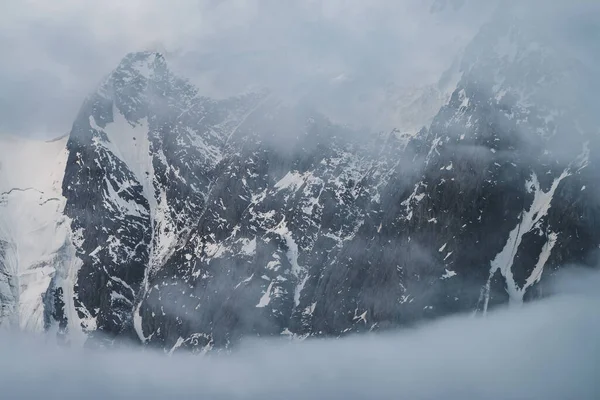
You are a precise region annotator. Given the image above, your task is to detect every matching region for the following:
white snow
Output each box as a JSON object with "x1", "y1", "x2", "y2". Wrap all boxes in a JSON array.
[
  {"x1": 110, "y1": 290, "x2": 131, "y2": 304},
  {"x1": 100, "y1": 108, "x2": 156, "y2": 214},
  {"x1": 133, "y1": 303, "x2": 147, "y2": 343},
  {"x1": 204, "y1": 241, "x2": 225, "y2": 259},
  {"x1": 269, "y1": 217, "x2": 307, "y2": 307},
  {"x1": 234, "y1": 274, "x2": 254, "y2": 289},
  {"x1": 401, "y1": 182, "x2": 426, "y2": 221},
  {"x1": 483, "y1": 170, "x2": 570, "y2": 312},
  {"x1": 266, "y1": 257, "x2": 281, "y2": 271},
  {"x1": 353, "y1": 309, "x2": 368, "y2": 324},
  {"x1": 240, "y1": 237, "x2": 257, "y2": 256},
  {"x1": 0, "y1": 134, "x2": 84, "y2": 340},
  {"x1": 256, "y1": 281, "x2": 274, "y2": 308},
  {"x1": 524, "y1": 232, "x2": 558, "y2": 292},
  {"x1": 441, "y1": 269, "x2": 457, "y2": 279},
  {"x1": 274, "y1": 171, "x2": 306, "y2": 192},
  {"x1": 458, "y1": 89, "x2": 469, "y2": 109},
  {"x1": 425, "y1": 137, "x2": 442, "y2": 165},
  {"x1": 149, "y1": 185, "x2": 179, "y2": 270},
  {"x1": 168, "y1": 336, "x2": 186, "y2": 355},
  {"x1": 89, "y1": 246, "x2": 102, "y2": 258}
]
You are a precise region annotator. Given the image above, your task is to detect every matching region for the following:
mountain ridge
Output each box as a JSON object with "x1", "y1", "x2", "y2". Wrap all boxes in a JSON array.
[{"x1": 1, "y1": 6, "x2": 599, "y2": 352}]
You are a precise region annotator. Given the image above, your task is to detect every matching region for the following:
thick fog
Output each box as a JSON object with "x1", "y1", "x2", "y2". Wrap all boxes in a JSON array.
[
  {"x1": 2, "y1": 0, "x2": 598, "y2": 138},
  {"x1": 0, "y1": 0, "x2": 497, "y2": 137},
  {"x1": 0, "y1": 270, "x2": 598, "y2": 399}
]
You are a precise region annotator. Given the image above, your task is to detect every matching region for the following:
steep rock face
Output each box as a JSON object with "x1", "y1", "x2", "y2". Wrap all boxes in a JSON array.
[
  {"x1": 379, "y1": 9, "x2": 600, "y2": 318},
  {"x1": 60, "y1": 52, "x2": 265, "y2": 343},
  {"x1": 132, "y1": 14, "x2": 600, "y2": 351},
  {"x1": 136, "y1": 105, "x2": 404, "y2": 350}
]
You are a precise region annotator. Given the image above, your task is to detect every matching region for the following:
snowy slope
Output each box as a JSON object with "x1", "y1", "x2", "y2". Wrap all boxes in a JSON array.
[{"x1": 0, "y1": 134, "x2": 83, "y2": 338}]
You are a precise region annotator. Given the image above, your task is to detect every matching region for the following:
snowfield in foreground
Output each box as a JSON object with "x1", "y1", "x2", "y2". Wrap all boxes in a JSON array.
[{"x1": 0, "y1": 271, "x2": 598, "y2": 400}]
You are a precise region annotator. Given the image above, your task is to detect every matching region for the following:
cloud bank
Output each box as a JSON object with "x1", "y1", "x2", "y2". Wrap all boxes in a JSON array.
[{"x1": 0, "y1": 270, "x2": 599, "y2": 399}]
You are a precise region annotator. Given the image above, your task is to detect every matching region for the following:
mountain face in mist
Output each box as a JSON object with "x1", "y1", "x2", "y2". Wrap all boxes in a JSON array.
[{"x1": 1, "y1": 9, "x2": 599, "y2": 352}]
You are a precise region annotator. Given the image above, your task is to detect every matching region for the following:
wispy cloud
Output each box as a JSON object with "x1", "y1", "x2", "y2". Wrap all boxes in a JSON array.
[{"x1": 0, "y1": 0, "x2": 495, "y2": 137}]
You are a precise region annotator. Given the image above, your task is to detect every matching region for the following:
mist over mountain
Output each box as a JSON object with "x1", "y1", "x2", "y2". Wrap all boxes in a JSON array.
[
  {"x1": 2, "y1": 270, "x2": 599, "y2": 399},
  {"x1": 1, "y1": 0, "x2": 599, "y2": 397}
]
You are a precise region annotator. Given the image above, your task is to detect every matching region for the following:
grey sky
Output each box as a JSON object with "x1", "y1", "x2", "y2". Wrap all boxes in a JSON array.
[
  {"x1": 0, "y1": 0, "x2": 496, "y2": 138},
  {"x1": 1, "y1": 0, "x2": 598, "y2": 138}
]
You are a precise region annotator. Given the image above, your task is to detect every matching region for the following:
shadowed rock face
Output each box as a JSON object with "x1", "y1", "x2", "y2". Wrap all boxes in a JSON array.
[
  {"x1": 2, "y1": 8, "x2": 599, "y2": 352},
  {"x1": 59, "y1": 52, "x2": 267, "y2": 345}
]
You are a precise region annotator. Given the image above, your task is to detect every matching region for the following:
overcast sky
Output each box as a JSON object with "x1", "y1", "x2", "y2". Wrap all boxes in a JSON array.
[
  {"x1": 0, "y1": 0, "x2": 496, "y2": 138},
  {"x1": 1, "y1": 0, "x2": 597, "y2": 139}
]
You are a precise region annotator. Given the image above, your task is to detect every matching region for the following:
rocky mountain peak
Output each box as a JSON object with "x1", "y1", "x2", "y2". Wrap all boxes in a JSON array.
[
  {"x1": 112, "y1": 51, "x2": 167, "y2": 81},
  {"x1": 1, "y1": 3, "x2": 598, "y2": 353}
]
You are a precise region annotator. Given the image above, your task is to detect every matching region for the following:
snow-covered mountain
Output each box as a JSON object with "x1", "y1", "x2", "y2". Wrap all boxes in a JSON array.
[
  {"x1": 1, "y1": 5, "x2": 598, "y2": 352},
  {"x1": 0, "y1": 134, "x2": 77, "y2": 335}
]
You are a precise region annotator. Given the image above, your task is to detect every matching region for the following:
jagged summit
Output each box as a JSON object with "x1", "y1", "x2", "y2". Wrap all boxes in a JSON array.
[
  {"x1": 89, "y1": 50, "x2": 193, "y2": 127},
  {"x1": 115, "y1": 51, "x2": 166, "y2": 76}
]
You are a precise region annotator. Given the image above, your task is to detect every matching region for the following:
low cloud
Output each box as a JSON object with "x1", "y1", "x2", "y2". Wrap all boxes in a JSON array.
[{"x1": 1, "y1": 269, "x2": 598, "y2": 399}]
